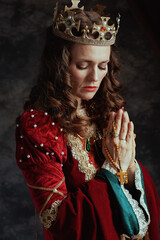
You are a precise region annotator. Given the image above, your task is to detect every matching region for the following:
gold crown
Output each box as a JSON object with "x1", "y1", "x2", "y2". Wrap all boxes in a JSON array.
[{"x1": 53, "y1": 0, "x2": 120, "y2": 46}]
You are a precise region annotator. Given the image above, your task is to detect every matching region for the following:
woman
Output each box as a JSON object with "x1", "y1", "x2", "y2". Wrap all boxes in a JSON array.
[{"x1": 15, "y1": 1, "x2": 159, "y2": 240}]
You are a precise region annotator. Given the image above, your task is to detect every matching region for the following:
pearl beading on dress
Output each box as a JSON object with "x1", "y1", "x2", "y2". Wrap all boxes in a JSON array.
[{"x1": 17, "y1": 108, "x2": 65, "y2": 165}]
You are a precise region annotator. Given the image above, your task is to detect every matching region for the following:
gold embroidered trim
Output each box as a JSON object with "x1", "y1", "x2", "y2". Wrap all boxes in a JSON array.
[
  {"x1": 66, "y1": 134, "x2": 97, "y2": 181},
  {"x1": 39, "y1": 199, "x2": 62, "y2": 229},
  {"x1": 120, "y1": 231, "x2": 150, "y2": 240},
  {"x1": 27, "y1": 177, "x2": 65, "y2": 216}
]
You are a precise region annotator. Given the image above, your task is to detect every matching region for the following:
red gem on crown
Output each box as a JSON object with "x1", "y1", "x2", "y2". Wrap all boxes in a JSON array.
[{"x1": 101, "y1": 27, "x2": 106, "y2": 31}]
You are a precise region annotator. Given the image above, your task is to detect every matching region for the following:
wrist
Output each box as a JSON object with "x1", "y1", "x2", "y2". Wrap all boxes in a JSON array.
[
  {"x1": 127, "y1": 160, "x2": 136, "y2": 187},
  {"x1": 128, "y1": 159, "x2": 136, "y2": 173}
]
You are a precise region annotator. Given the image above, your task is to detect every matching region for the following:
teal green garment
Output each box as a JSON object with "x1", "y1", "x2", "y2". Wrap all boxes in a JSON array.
[{"x1": 96, "y1": 168, "x2": 139, "y2": 238}]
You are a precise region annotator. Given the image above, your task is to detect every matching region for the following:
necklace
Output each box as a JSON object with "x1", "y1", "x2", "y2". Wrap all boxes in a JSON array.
[
  {"x1": 77, "y1": 123, "x2": 98, "y2": 152},
  {"x1": 77, "y1": 108, "x2": 102, "y2": 152},
  {"x1": 86, "y1": 137, "x2": 91, "y2": 152},
  {"x1": 77, "y1": 107, "x2": 97, "y2": 152}
]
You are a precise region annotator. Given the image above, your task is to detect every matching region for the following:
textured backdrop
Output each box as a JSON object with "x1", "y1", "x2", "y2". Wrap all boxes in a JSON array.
[{"x1": 0, "y1": 0, "x2": 159, "y2": 239}]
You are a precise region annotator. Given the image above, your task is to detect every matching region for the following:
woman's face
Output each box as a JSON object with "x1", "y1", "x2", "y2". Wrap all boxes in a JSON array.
[{"x1": 69, "y1": 43, "x2": 110, "y2": 102}]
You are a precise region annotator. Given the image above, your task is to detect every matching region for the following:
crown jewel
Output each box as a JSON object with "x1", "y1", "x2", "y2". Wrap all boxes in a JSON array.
[{"x1": 53, "y1": 0, "x2": 120, "y2": 46}]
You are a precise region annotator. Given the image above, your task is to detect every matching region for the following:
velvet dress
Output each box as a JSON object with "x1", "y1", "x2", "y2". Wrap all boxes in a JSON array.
[{"x1": 15, "y1": 107, "x2": 160, "y2": 240}]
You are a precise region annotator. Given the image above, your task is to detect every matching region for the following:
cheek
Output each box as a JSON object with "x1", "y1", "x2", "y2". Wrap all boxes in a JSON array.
[
  {"x1": 70, "y1": 67, "x2": 85, "y2": 85},
  {"x1": 100, "y1": 71, "x2": 108, "y2": 83}
]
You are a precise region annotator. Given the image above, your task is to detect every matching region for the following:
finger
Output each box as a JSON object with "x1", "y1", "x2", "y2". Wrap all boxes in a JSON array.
[
  {"x1": 126, "y1": 121, "x2": 134, "y2": 143},
  {"x1": 132, "y1": 132, "x2": 136, "y2": 156},
  {"x1": 119, "y1": 111, "x2": 129, "y2": 140},
  {"x1": 132, "y1": 137, "x2": 136, "y2": 158},
  {"x1": 129, "y1": 135, "x2": 136, "y2": 170},
  {"x1": 114, "y1": 109, "x2": 123, "y2": 136}
]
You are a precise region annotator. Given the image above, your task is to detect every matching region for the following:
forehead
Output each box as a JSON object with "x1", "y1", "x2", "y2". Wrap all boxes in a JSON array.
[{"x1": 70, "y1": 43, "x2": 111, "y2": 62}]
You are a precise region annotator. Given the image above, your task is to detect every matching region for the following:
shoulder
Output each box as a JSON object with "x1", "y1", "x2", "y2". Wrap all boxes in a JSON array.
[
  {"x1": 16, "y1": 107, "x2": 67, "y2": 166},
  {"x1": 19, "y1": 107, "x2": 62, "y2": 134},
  {"x1": 18, "y1": 107, "x2": 65, "y2": 142}
]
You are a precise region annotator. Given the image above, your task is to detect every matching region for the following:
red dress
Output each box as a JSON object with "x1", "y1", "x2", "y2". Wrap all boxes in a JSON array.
[{"x1": 15, "y1": 107, "x2": 160, "y2": 240}]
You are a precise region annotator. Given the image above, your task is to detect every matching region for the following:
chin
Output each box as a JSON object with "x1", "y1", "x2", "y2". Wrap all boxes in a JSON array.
[
  {"x1": 74, "y1": 92, "x2": 97, "y2": 102},
  {"x1": 81, "y1": 94, "x2": 95, "y2": 101}
]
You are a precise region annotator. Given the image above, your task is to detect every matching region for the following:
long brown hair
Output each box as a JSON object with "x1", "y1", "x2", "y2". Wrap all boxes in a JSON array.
[{"x1": 23, "y1": 9, "x2": 125, "y2": 137}]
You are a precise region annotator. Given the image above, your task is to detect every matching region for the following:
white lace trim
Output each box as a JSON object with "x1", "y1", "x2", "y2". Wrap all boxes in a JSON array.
[
  {"x1": 121, "y1": 161, "x2": 150, "y2": 239},
  {"x1": 66, "y1": 133, "x2": 97, "y2": 181},
  {"x1": 135, "y1": 163, "x2": 150, "y2": 221},
  {"x1": 102, "y1": 160, "x2": 150, "y2": 239},
  {"x1": 134, "y1": 162, "x2": 150, "y2": 227},
  {"x1": 102, "y1": 159, "x2": 117, "y2": 175},
  {"x1": 121, "y1": 185, "x2": 147, "y2": 238},
  {"x1": 40, "y1": 199, "x2": 62, "y2": 229}
]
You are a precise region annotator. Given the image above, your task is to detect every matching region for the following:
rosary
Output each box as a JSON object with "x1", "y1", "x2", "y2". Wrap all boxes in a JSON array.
[{"x1": 104, "y1": 122, "x2": 128, "y2": 185}]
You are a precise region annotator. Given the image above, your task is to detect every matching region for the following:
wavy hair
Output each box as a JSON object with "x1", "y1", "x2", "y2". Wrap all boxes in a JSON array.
[{"x1": 23, "y1": 9, "x2": 125, "y2": 137}]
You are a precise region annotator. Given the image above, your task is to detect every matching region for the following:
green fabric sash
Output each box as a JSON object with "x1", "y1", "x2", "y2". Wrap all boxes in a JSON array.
[{"x1": 96, "y1": 168, "x2": 139, "y2": 238}]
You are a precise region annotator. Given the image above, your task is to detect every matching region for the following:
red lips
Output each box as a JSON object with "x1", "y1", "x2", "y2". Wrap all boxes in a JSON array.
[{"x1": 84, "y1": 86, "x2": 97, "y2": 92}]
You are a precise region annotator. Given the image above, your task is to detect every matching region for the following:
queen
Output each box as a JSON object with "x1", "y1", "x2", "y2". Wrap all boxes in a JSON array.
[{"x1": 16, "y1": 1, "x2": 159, "y2": 239}]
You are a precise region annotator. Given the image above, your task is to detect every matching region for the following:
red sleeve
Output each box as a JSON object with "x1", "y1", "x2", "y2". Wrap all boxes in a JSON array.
[
  {"x1": 16, "y1": 108, "x2": 160, "y2": 240},
  {"x1": 16, "y1": 108, "x2": 68, "y2": 215},
  {"x1": 139, "y1": 162, "x2": 160, "y2": 240},
  {"x1": 15, "y1": 107, "x2": 119, "y2": 240}
]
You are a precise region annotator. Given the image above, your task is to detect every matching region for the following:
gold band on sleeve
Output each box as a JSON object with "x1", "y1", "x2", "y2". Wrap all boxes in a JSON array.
[{"x1": 27, "y1": 177, "x2": 66, "y2": 216}]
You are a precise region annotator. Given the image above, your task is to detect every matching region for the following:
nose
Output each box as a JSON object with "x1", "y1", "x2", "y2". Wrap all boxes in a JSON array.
[{"x1": 89, "y1": 66, "x2": 99, "y2": 82}]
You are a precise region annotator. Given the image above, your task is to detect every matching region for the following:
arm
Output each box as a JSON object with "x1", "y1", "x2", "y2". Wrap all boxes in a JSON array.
[
  {"x1": 139, "y1": 163, "x2": 160, "y2": 240},
  {"x1": 100, "y1": 109, "x2": 153, "y2": 238},
  {"x1": 16, "y1": 108, "x2": 68, "y2": 229},
  {"x1": 16, "y1": 107, "x2": 119, "y2": 240},
  {"x1": 16, "y1": 108, "x2": 159, "y2": 240}
]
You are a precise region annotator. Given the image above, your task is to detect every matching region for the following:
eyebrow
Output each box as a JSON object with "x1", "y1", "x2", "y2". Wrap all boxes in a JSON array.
[{"x1": 75, "y1": 59, "x2": 110, "y2": 63}]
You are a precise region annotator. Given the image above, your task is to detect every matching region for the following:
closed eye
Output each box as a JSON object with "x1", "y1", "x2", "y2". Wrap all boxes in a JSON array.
[
  {"x1": 99, "y1": 65, "x2": 108, "y2": 70},
  {"x1": 99, "y1": 66, "x2": 107, "y2": 70},
  {"x1": 77, "y1": 65, "x2": 88, "y2": 70},
  {"x1": 76, "y1": 63, "x2": 108, "y2": 70}
]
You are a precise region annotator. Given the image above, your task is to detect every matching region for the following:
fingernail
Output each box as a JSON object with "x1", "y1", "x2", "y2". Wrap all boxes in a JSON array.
[
  {"x1": 121, "y1": 107, "x2": 125, "y2": 112},
  {"x1": 130, "y1": 121, "x2": 133, "y2": 126},
  {"x1": 119, "y1": 106, "x2": 125, "y2": 112}
]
